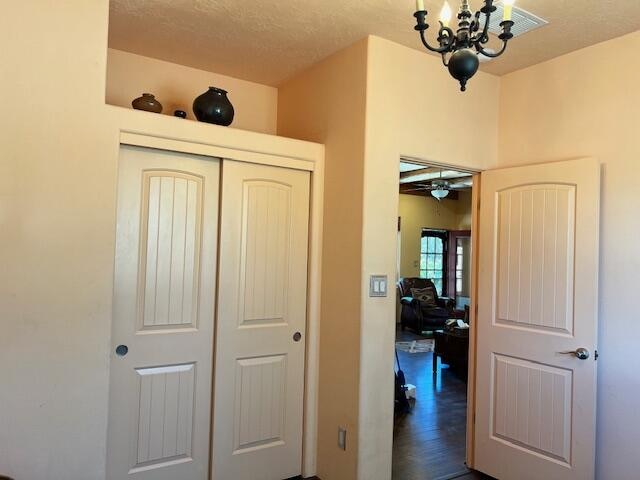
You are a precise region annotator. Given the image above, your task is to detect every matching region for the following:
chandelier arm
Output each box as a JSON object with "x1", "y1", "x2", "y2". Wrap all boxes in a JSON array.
[
  {"x1": 419, "y1": 28, "x2": 455, "y2": 54},
  {"x1": 470, "y1": 0, "x2": 495, "y2": 44},
  {"x1": 469, "y1": 11, "x2": 481, "y2": 35},
  {"x1": 441, "y1": 52, "x2": 450, "y2": 67},
  {"x1": 476, "y1": 19, "x2": 514, "y2": 56},
  {"x1": 477, "y1": 41, "x2": 508, "y2": 58}
]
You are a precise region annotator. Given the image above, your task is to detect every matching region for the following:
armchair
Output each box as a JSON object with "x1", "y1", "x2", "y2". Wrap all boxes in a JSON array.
[{"x1": 397, "y1": 277, "x2": 455, "y2": 334}]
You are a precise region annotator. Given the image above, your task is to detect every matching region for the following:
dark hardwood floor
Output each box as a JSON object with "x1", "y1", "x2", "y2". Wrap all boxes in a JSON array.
[{"x1": 393, "y1": 328, "x2": 492, "y2": 480}]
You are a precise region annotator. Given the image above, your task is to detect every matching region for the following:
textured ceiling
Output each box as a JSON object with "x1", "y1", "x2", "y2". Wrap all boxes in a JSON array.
[{"x1": 108, "y1": 0, "x2": 640, "y2": 86}]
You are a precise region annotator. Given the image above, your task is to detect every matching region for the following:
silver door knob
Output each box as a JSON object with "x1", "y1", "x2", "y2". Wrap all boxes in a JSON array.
[{"x1": 559, "y1": 347, "x2": 590, "y2": 360}]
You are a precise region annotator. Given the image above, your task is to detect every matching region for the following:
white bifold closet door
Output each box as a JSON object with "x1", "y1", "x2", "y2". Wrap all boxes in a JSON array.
[
  {"x1": 212, "y1": 160, "x2": 310, "y2": 480},
  {"x1": 107, "y1": 146, "x2": 219, "y2": 480}
]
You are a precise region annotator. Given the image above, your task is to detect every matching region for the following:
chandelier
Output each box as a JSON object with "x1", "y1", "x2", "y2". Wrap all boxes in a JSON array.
[{"x1": 413, "y1": 0, "x2": 516, "y2": 91}]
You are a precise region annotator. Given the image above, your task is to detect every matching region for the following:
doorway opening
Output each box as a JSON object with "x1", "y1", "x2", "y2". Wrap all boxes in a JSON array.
[{"x1": 392, "y1": 160, "x2": 486, "y2": 480}]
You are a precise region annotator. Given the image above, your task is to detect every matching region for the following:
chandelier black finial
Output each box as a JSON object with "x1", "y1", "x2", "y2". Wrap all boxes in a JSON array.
[{"x1": 413, "y1": 0, "x2": 515, "y2": 91}]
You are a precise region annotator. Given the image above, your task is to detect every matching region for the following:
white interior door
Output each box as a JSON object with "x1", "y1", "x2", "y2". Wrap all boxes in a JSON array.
[
  {"x1": 107, "y1": 146, "x2": 219, "y2": 480},
  {"x1": 474, "y1": 158, "x2": 600, "y2": 480},
  {"x1": 212, "y1": 160, "x2": 310, "y2": 480}
]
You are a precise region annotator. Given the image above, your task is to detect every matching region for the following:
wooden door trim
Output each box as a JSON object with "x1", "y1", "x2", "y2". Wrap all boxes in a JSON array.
[
  {"x1": 446, "y1": 230, "x2": 471, "y2": 301},
  {"x1": 465, "y1": 173, "x2": 481, "y2": 469},
  {"x1": 118, "y1": 130, "x2": 324, "y2": 478}
]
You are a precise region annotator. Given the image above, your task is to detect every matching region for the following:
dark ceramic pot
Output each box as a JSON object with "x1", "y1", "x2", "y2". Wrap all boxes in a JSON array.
[
  {"x1": 132, "y1": 93, "x2": 163, "y2": 113},
  {"x1": 193, "y1": 87, "x2": 234, "y2": 126}
]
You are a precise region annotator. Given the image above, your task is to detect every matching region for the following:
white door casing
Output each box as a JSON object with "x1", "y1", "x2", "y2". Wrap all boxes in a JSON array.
[
  {"x1": 107, "y1": 146, "x2": 219, "y2": 480},
  {"x1": 475, "y1": 158, "x2": 600, "y2": 480},
  {"x1": 212, "y1": 161, "x2": 310, "y2": 480}
]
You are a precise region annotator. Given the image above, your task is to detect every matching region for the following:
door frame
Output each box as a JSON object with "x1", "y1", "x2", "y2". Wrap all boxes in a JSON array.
[
  {"x1": 446, "y1": 229, "x2": 472, "y2": 303},
  {"x1": 116, "y1": 128, "x2": 324, "y2": 478},
  {"x1": 397, "y1": 158, "x2": 482, "y2": 470}
]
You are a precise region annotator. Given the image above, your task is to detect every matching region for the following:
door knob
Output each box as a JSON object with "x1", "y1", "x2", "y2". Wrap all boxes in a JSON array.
[
  {"x1": 559, "y1": 347, "x2": 590, "y2": 360},
  {"x1": 115, "y1": 344, "x2": 129, "y2": 357},
  {"x1": 293, "y1": 332, "x2": 302, "y2": 342}
]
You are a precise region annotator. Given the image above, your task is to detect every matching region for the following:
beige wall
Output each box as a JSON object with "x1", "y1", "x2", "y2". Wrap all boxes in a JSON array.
[
  {"x1": 279, "y1": 35, "x2": 499, "y2": 480},
  {"x1": 0, "y1": 4, "x2": 114, "y2": 478},
  {"x1": 499, "y1": 31, "x2": 640, "y2": 480},
  {"x1": 106, "y1": 48, "x2": 278, "y2": 134},
  {"x1": 0, "y1": 3, "x2": 321, "y2": 479},
  {"x1": 398, "y1": 192, "x2": 472, "y2": 278},
  {"x1": 358, "y1": 36, "x2": 498, "y2": 479},
  {"x1": 4, "y1": 3, "x2": 636, "y2": 480},
  {"x1": 277, "y1": 38, "x2": 368, "y2": 480}
]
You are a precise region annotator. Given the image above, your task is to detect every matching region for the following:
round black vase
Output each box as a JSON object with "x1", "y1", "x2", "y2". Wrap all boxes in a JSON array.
[
  {"x1": 193, "y1": 87, "x2": 234, "y2": 126},
  {"x1": 132, "y1": 93, "x2": 163, "y2": 113}
]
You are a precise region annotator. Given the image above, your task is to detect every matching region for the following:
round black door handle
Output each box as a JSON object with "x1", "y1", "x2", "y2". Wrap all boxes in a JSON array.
[
  {"x1": 115, "y1": 344, "x2": 129, "y2": 357},
  {"x1": 293, "y1": 332, "x2": 302, "y2": 342}
]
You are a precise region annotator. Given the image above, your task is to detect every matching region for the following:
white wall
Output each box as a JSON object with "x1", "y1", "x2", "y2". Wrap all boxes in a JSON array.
[
  {"x1": 499, "y1": 31, "x2": 640, "y2": 480},
  {"x1": 106, "y1": 49, "x2": 278, "y2": 134}
]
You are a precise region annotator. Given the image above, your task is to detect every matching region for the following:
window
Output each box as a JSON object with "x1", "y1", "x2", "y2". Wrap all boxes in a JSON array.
[
  {"x1": 420, "y1": 230, "x2": 447, "y2": 295},
  {"x1": 456, "y1": 243, "x2": 464, "y2": 295},
  {"x1": 453, "y1": 235, "x2": 471, "y2": 309}
]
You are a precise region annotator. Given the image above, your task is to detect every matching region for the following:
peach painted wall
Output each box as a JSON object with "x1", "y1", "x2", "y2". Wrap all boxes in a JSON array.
[
  {"x1": 277, "y1": 38, "x2": 369, "y2": 480},
  {"x1": 279, "y1": 34, "x2": 499, "y2": 479},
  {"x1": 106, "y1": 48, "x2": 278, "y2": 134},
  {"x1": 498, "y1": 31, "x2": 640, "y2": 480},
  {"x1": 0, "y1": 3, "x2": 115, "y2": 478},
  {"x1": 358, "y1": 36, "x2": 498, "y2": 480},
  {"x1": 0, "y1": 3, "x2": 322, "y2": 479}
]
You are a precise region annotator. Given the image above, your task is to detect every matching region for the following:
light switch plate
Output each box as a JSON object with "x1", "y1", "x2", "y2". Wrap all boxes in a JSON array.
[{"x1": 369, "y1": 275, "x2": 388, "y2": 297}]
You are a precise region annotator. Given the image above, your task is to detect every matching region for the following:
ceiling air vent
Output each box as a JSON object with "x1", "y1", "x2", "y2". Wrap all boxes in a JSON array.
[{"x1": 483, "y1": 1, "x2": 548, "y2": 37}]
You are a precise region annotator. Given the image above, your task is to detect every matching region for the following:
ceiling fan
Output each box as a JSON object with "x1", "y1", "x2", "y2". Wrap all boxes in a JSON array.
[{"x1": 402, "y1": 177, "x2": 472, "y2": 201}]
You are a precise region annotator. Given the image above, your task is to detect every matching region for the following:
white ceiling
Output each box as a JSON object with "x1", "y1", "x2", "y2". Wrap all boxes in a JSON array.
[{"x1": 109, "y1": 0, "x2": 640, "y2": 86}]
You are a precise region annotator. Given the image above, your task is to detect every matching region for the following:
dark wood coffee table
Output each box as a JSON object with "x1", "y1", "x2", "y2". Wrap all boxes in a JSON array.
[{"x1": 433, "y1": 328, "x2": 469, "y2": 377}]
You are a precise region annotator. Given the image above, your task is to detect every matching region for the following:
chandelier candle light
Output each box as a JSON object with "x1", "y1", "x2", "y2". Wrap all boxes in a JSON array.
[{"x1": 414, "y1": 0, "x2": 516, "y2": 91}]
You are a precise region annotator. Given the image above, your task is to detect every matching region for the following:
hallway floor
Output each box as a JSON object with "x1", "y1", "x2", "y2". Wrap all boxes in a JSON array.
[{"x1": 393, "y1": 327, "x2": 492, "y2": 480}]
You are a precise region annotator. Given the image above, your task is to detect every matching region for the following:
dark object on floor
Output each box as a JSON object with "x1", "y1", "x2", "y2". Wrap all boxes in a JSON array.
[
  {"x1": 174, "y1": 109, "x2": 187, "y2": 118},
  {"x1": 131, "y1": 93, "x2": 163, "y2": 113},
  {"x1": 398, "y1": 277, "x2": 455, "y2": 333},
  {"x1": 395, "y1": 348, "x2": 410, "y2": 413},
  {"x1": 0, "y1": 476, "x2": 15, "y2": 480},
  {"x1": 193, "y1": 87, "x2": 235, "y2": 126},
  {"x1": 434, "y1": 329, "x2": 469, "y2": 378}
]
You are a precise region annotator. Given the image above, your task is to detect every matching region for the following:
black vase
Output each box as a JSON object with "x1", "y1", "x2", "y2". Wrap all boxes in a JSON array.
[
  {"x1": 131, "y1": 93, "x2": 162, "y2": 113},
  {"x1": 193, "y1": 87, "x2": 234, "y2": 126}
]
